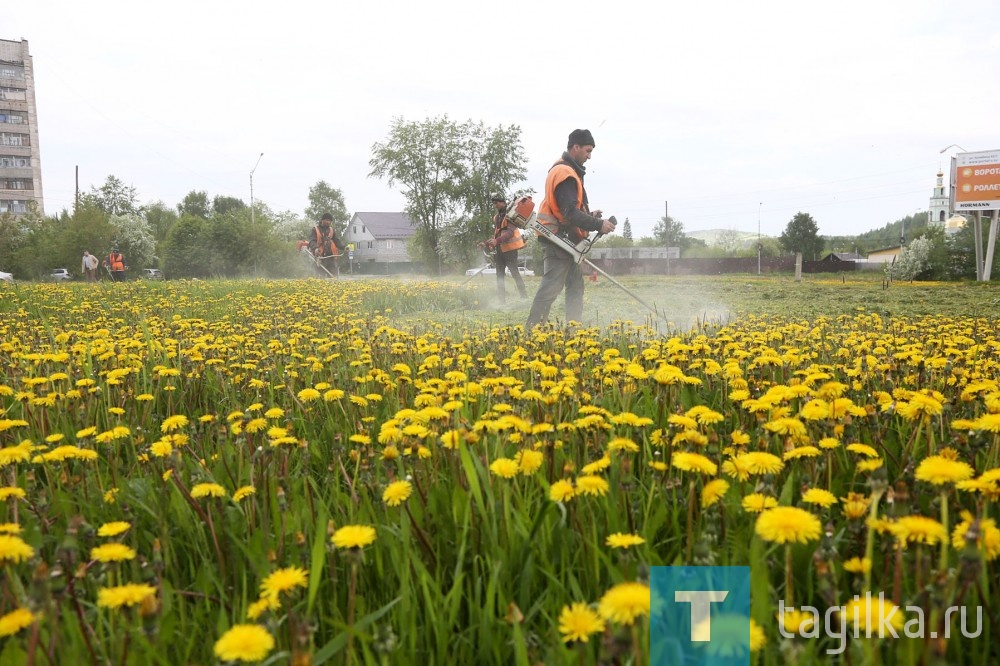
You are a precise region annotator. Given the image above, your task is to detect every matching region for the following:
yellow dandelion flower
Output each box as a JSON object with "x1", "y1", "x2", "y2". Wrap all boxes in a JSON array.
[
  {"x1": 842, "y1": 492, "x2": 871, "y2": 520},
  {"x1": 843, "y1": 557, "x2": 871, "y2": 574},
  {"x1": 0, "y1": 607, "x2": 36, "y2": 637},
  {"x1": 915, "y1": 455, "x2": 974, "y2": 485},
  {"x1": 191, "y1": 483, "x2": 227, "y2": 499},
  {"x1": 331, "y1": 525, "x2": 376, "y2": 549},
  {"x1": 890, "y1": 516, "x2": 947, "y2": 547},
  {"x1": 951, "y1": 512, "x2": 1000, "y2": 561},
  {"x1": 297, "y1": 388, "x2": 321, "y2": 402},
  {"x1": 97, "y1": 521, "x2": 131, "y2": 537},
  {"x1": 90, "y1": 543, "x2": 136, "y2": 563},
  {"x1": 846, "y1": 443, "x2": 879, "y2": 458},
  {"x1": 575, "y1": 475, "x2": 610, "y2": 497},
  {"x1": 605, "y1": 533, "x2": 645, "y2": 549},
  {"x1": 0, "y1": 534, "x2": 34, "y2": 564},
  {"x1": 671, "y1": 451, "x2": 717, "y2": 475},
  {"x1": 549, "y1": 479, "x2": 575, "y2": 502},
  {"x1": 777, "y1": 608, "x2": 815, "y2": 635},
  {"x1": 598, "y1": 582, "x2": 650, "y2": 625},
  {"x1": 784, "y1": 446, "x2": 821, "y2": 461},
  {"x1": 558, "y1": 602, "x2": 605, "y2": 643},
  {"x1": 742, "y1": 493, "x2": 778, "y2": 514},
  {"x1": 818, "y1": 437, "x2": 841, "y2": 450},
  {"x1": 233, "y1": 485, "x2": 256, "y2": 502},
  {"x1": 213, "y1": 624, "x2": 275, "y2": 663},
  {"x1": 489, "y1": 458, "x2": 519, "y2": 479},
  {"x1": 841, "y1": 594, "x2": 904, "y2": 632},
  {"x1": 97, "y1": 583, "x2": 157, "y2": 609},
  {"x1": 755, "y1": 506, "x2": 822, "y2": 544},
  {"x1": 516, "y1": 449, "x2": 544, "y2": 475},
  {"x1": 801, "y1": 488, "x2": 838, "y2": 508},
  {"x1": 0, "y1": 486, "x2": 26, "y2": 501},
  {"x1": 382, "y1": 480, "x2": 413, "y2": 507},
  {"x1": 150, "y1": 439, "x2": 173, "y2": 458},
  {"x1": 750, "y1": 618, "x2": 765, "y2": 652},
  {"x1": 246, "y1": 595, "x2": 280, "y2": 620},
  {"x1": 260, "y1": 566, "x2": 308, "y2": 599},
  {"x1": 738, "y1": 452, "x2": 784, "y2": 476},
  {"x1": 160, "y1": 415, "x2": 189, "y2": 433},
  {"x1": 701, "y1": 479, "x2": 730, "y2": 508}
]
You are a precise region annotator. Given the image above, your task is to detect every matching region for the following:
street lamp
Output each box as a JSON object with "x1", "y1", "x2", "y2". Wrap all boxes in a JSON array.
[
  {"x1": 250, "y1": 152, "x2": 264, "y2": 225},
  {"x1": 757, "y1": 202, "x2": 762, "y2": 275}
]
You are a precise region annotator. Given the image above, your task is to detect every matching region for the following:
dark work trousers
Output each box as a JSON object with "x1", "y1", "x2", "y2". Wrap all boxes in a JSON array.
[
  {"x1": 525, "y1": 242, "x2": 584, "y2": 330},
  {"x1": 494, "y1": 248, "x2": 527, "y2": 303}
]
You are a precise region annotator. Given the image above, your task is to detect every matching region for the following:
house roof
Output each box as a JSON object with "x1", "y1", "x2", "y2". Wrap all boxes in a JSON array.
[
  {"x1": 823, "y1": 252, "x2": 864, "y2": 261},
  {"x1": 868, "y1": 246, "x2": 902, "y2": 255},
  {"x1": 350, "y1": 212, "x2": 416, "y2": 239}
]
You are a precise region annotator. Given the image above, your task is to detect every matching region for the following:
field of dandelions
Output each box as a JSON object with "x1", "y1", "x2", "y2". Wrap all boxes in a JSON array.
[{"x1": 0, "y1": 275, "x2": 997, "y2": 665}]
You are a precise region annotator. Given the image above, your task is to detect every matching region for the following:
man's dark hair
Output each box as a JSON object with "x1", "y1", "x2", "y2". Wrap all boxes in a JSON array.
[
  {"x1": 321, "y1": 213, "x2": 334, "y2": 222},
  {"x1": 567, "y1": 128, "x2": 595, "y2": 149}
]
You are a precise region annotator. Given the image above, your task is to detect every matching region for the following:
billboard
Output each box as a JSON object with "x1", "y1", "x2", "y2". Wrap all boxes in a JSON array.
[{"x1": 951, "y1": 149, "x2": 1000, "y2": 211}]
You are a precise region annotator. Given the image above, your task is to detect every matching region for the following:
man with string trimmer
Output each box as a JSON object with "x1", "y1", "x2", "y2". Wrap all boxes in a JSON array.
[
  {"x1": 525, "y1": 129, "x2": 616, "y2": 330},
  {"x1": 478, "y1": 193, "x2": 528, "y2": 304}
]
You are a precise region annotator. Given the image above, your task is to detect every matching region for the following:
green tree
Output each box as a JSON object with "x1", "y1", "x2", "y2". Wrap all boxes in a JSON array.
[
  {"x1": 146, "y1": 201, "x2": 179, "y2": 245},
  {"x1": 779, "y1": 212, "x2": 824, "y2": 259},
  {"x1": 621, "y1": 218, "x2": 633, "y2": 244},
  {"x1": 304, "y1": 181, "x2": 349, "y2": 234},
  {"x1": 178, "y1": 191, "x2": 211, "y2": 219},
  {"x1": 369, "y1": 115, "x2": 527, "y2": 273},
  {"x1": 109, "y1": 212, "x2": 156, "y2": 274},
  {"x1": 213, "y1": 195, "x2": 246, "y2": 216},
  {"x1": 162, "y1": 215, "x2": 212, "y2": 278},
  {"x1": 82, "y1": 175, "x2": 142, "y2": 216},
  {"x1": 651, "y1": 215, "x2": 688, "y2": 249}
]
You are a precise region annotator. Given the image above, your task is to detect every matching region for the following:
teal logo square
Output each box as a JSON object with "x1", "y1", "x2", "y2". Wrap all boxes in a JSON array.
[{"x1": 650, "y1": 566, "x2": 751, "y2": 665}]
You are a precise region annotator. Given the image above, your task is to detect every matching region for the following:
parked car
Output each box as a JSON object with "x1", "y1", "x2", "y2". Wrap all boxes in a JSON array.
[
  {"x1": 464, "y1": 265, "x2": 535, "y2": 277},
  {"x1": 0, "y1": 269, "x2": 13, "y2": 283},
  {"x1": 49, "y1": 268, "x2": 72, "y2": 282},
  {"x1": 141, "y1": 268, "x2": 164, "y2": 280}
]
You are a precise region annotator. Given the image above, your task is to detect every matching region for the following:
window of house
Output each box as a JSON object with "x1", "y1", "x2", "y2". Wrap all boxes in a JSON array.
[
  {"x1": 385, "y1": 240, "x2": 393, "y2": 249},
  {"x1": 0, "y1": 133, "x2": 26, "y2": 147},
  {"x1": 367, "y1": 241, "x2": 373, "y2": 249},
  {"x1": 362, "y1": 225, "x2": 366, "y2": 234},
  {"x1": 353, "y1": 226, "x2": 356, "y2": 234},
  {"x1": 0, "y1": 66, "x2": 24, "y2": 79}
]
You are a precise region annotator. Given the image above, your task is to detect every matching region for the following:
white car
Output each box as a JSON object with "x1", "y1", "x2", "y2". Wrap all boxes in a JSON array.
[
  {"x1": 465, "y1": 265, "x2": 535, "y2": 277},
  {"x1": 0, "y1": 269, "x2": 13, "y2": 282},
  {"x1": 49, "y1": 268, "x2": 72, "y2": 282}
]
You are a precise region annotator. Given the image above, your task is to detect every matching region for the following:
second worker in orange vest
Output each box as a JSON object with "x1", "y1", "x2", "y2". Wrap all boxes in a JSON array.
[
  {"x1": 525, "y1": 129, "x2": 615, "y2": 330},
  {"x1": 481, "y1": 193, "x2": 528, "y2": 304}
]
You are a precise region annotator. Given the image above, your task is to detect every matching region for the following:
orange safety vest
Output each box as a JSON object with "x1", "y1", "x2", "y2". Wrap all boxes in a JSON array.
[
  {"x1": 312, "y1": 225, "x2": 341, "y2": 256},
  {"x1": 108, "y1": 252, "x2": 125, "y2": 271},
  {"x1": 537, "y1": 160, "x2": 588, "y2": 242},
  {"x1": 493, "y1": 210, "x2": 525, "y2": 253}
]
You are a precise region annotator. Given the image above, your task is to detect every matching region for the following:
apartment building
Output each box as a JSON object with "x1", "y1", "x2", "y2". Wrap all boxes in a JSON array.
[{"x1": 0, "y1": 38, "x2": 44, "y2": 216}]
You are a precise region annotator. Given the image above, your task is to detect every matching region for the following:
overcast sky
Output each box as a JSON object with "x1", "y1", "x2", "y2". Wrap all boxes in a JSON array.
[{"x1": 7, "y1": 0, "x2": 999, "y2": 239}]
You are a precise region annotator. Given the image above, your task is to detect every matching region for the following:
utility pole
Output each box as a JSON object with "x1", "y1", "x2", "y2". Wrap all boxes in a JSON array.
[
  {"x1": 250, "y1": 152, "x2": 264, "y2": 225},
  {"x1": 757, "y1": 202, "x2": 762, "y2": 275},
  {"x1": 75, "y1": 165, "x2": 79, "y2": 210}
]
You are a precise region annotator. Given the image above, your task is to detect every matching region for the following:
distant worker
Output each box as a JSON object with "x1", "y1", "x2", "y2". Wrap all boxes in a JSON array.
[
  {"x1": 307, "y1": 212, "x2": 345, "y2": 277},
  {"x1": 478, "y1": 193, "x2": 528, "y2": 304},
  {"x1": 525, "y1": 129, "x2": 615, "y2": 330},
  {"x1": 82, "y1": 250, "x2": 99, "y2": 282},
  {"x1": 104, "y1": 247, "x2": 127, "y2": 282}
]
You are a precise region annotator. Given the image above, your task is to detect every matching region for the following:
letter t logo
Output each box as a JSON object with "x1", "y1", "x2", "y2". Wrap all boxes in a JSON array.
[{"x1": 674, "y1": 591, "x2": 729, "y2": 641}]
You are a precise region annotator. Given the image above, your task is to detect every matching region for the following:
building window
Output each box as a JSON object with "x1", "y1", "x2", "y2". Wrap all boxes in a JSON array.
[
  {"x1": 0, "y1": 155, "x2": 31, "y2": 167},
  {"x1": 0, "y1": 200, "x2": 28, "y2": 213},
  {"x1": 939, "y1": 211, "x2": 945, "y2": 222},
  {"x1": 385, "y1": 240, "x2": 393, "y2": 249},
  {"x1": 2, "y1": 179, "x2": 31, "y2": 190},
  {"x1": 0, "y1": 87, "x2": 27, "y2": 101},
  {"x1": 353, "y1": 226, "x2": 356, "y2": 234},
  {"x1": 0, "y1": 133, "x2": 27, "y2": 147},
  {"x1": 0, "y1": 66, "x2": 24, "y2": 79},
  {"x1": 362, "y1": 225, "x2": 366, "y2": 234},
  {"x1": 0, "y1": 112, "x2": 25, "y2": 124},
  {"x1": 367, "y1": 241, "x2": 373, "y2": 249}
]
